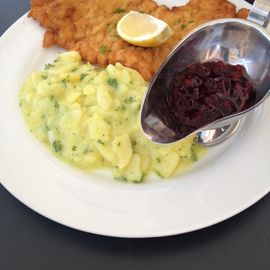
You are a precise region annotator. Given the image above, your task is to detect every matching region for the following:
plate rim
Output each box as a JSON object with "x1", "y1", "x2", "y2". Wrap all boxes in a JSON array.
[{"x1": 1, "y1": 181, "x2": 269, "y2": 238}]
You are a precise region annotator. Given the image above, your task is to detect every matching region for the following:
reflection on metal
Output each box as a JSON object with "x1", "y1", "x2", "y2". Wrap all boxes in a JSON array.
[{"x1": 197, "y1": 120, "x2": 241, "y2": 146}]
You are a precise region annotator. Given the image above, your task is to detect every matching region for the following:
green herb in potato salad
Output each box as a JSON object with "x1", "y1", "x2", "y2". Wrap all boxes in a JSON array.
[{"x1": 19, "y1": 52, "x2": 205, "y2": 183}]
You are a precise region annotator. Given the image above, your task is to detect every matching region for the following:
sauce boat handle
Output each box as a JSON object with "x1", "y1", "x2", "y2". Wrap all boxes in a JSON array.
[{"x1": 247, "y1": 0, "x2": 270, "y2": 27}]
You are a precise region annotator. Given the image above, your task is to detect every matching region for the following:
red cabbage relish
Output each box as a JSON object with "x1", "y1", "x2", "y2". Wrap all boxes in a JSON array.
[{"x1": 167, "y1": 61, "x2": 256, "y2": 134}]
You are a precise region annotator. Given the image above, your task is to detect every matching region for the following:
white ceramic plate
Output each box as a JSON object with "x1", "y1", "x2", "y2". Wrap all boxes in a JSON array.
[{"x1": 0, "y1": 0, "x2": 269, "y2": 238}]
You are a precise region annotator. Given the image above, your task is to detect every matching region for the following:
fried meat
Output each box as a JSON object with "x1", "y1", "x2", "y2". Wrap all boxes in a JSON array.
[{"x1": 29, "y1": 0, "x2": 248, "y2": 80}]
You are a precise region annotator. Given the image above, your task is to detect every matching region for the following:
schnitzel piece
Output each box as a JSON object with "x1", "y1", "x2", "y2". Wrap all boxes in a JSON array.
[{"x1": 29, "y1": 0, "x2": 248, "y2": 81}]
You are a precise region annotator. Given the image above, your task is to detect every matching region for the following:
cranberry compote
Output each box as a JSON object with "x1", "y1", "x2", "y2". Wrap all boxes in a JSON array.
[{"x1": 167, "y1": 61, "x2": 256, "y2": 129}]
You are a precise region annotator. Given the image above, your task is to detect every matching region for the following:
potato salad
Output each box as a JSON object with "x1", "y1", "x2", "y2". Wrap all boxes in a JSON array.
[{"x1": 19, "y1": 52, "x2": 205, "y2": 182}]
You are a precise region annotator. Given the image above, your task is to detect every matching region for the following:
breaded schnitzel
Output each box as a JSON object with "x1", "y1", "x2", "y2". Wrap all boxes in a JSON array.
[{"x1": 29, "y1": 0, "x2": 248, "y2": 81}]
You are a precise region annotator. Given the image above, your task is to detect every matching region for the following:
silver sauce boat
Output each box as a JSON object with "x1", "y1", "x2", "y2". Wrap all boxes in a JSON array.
[{"x1": 140, "y1": 0, "x2": 270, "y2": 145}]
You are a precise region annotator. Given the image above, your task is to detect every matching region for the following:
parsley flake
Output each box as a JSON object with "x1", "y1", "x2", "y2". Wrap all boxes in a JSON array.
[
  {"x1": 62, "y1": 78, "x2": 67, "y2": 88},
  {"x1": 107, "y1": 78, "x2": 118, "y2": 89},
  {"x1": 114, "y1": 176, "x2": 128, "y2": 182},
  {"x1": 180, "y1": 24, "x2": 186, "y2": 30},
  {"x1": 97, "y1": 139, "x2": 104, "y2": 145},
  {"x1": 54, "y1": 101, "x2": 59, "y2": 109},
  {"x1": 191, "y1": 147, "x2": 198, "y2": 161},
  {"x1": 115, "y1": 104, "x2": 126, "y2": 111},
  {"x1": 52, "y1": 140, "x2": 63, "y2": 153},
  {"x1": 44, "y1": 63, "x2": 55, "y2": 70},
  {"x1": 124, "y1": 96, "x2": 135, "y2": 103},
  {"x1": 80, "y1": 73, "x2": 88, "y2": 81},
  {"x1": 99, "y1": 44, "x2": 111, "y2": 54},
  {"x1": 114, "y1": 8, "x2": 125, "y2": 13}
]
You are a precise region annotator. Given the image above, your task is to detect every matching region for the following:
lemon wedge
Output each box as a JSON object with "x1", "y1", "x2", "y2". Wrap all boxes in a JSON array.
[{"x1": 116, "y1": 11, "x2": 174, "y2": 47}]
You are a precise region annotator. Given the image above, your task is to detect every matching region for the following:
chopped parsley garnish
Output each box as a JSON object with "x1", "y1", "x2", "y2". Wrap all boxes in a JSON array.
[
  {"x1": 52, "y1": 140, "x2": 63, "y2": 153},
  {"x1": 83, "y1": 147, "x2": 93, "y2": 154},
  {"x1": 114, "y1": 8, "x2": 125, "y2": 13},
  {"x1": 80, "y1": 73, "x2": 88, "y2": 81},
  {"x1": 50, "y1": 95, "x2": 59, "y2": 109},
  {"x1": 99, "y1": 44, "x2": 111, "y2": 54},
  {"x1": 107, "y1": 78, "x2": 118, "y2": 89},
  {"x1": 124, "y1": 96, "x2": 135, "y2": 103},
  {"x1": 114, "y1": 176, "x2": 128, "y2": 182},
  {"x1": 107, "y1": 24, "x2": 116, "y2": 34},
  {"x1": 54, "y1": 101, "x2": 59, "y2": 109},
  {"x1": 62, "y1": 78, "x2": 67, "y2": 88},
  {"x1": 44, "y1": 63, "x2": 55, "y2": 70},
  {"x1": 180, "y1": 24, "x2": 186, "y2": 30},
  {"x1": 97, "y1": 139, "x2": 104, "y2": 145},
  {"x1": 117, "y1": 142, "x2": 121, "y2": 147},
  {"x1": 191, "y1": 147, "x2": 198, "y2": 161},
  {"x1": 156, "y1": 157, "x2": 161, "y2": 163},
  {"x1": 41, "y1": 74, "x2": 48, "y2": 80},
  {"x1": 188, "y1": 20, "x2": 195, "y2": 23},
  {"x1": 72, "y1": 146, "x2": 77, "y2": 151},
  {"x1": 115, "y1": 104, "x2": 126, "y2": 111}
]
